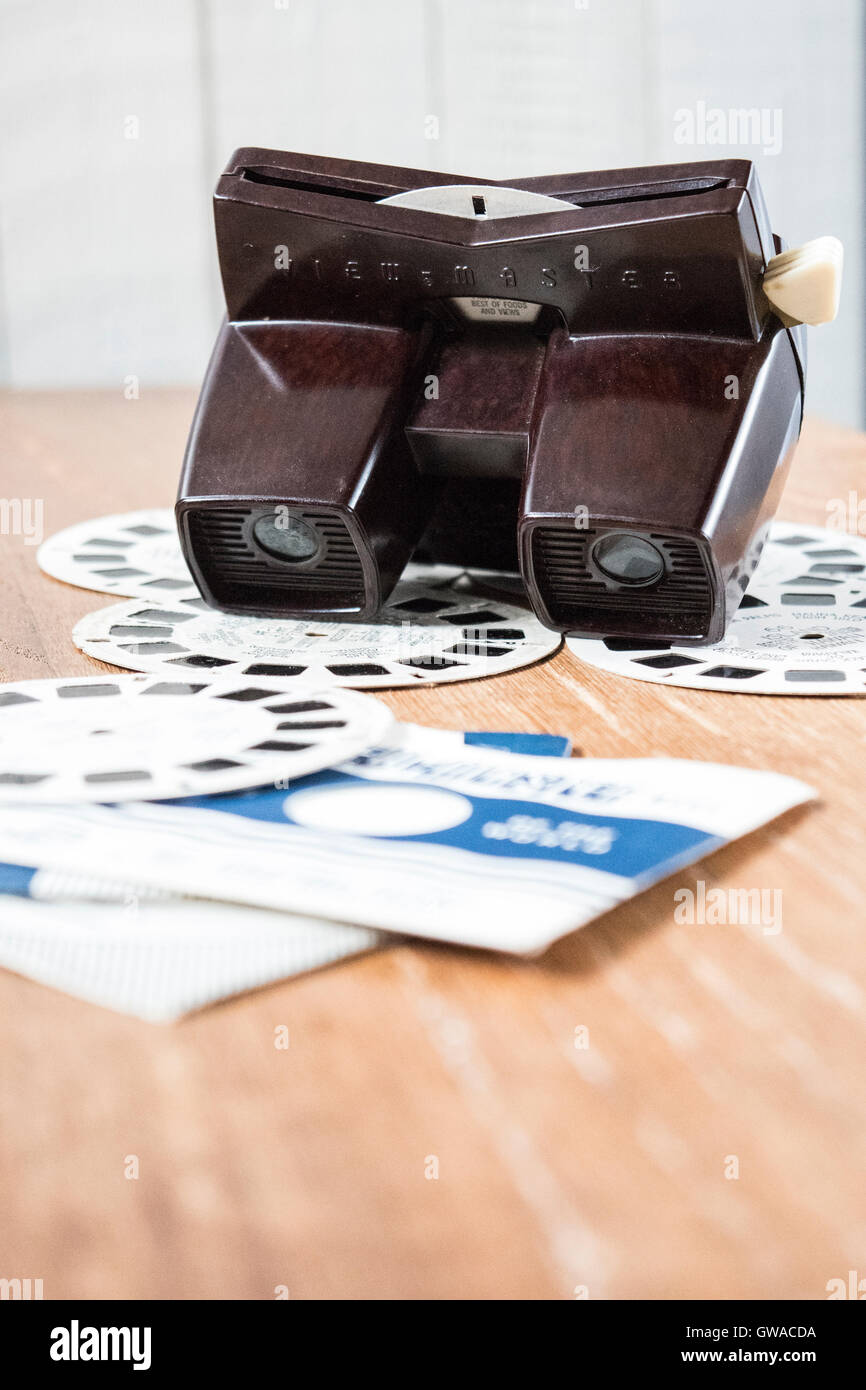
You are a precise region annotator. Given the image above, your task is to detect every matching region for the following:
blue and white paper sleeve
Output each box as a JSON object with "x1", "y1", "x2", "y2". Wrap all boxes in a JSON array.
[{"x1": 0, "y1": 725, "x2": 812, "y2": 954}]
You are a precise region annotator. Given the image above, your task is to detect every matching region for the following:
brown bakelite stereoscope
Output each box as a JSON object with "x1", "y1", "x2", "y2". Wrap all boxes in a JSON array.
[{"x1": 178, "y1": 149, "x2": 841, "y2": 642}]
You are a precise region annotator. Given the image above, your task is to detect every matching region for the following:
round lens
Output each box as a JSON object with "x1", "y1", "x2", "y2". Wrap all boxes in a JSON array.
[
  {"x1": 253, "y1": 512, "x2": 320, "y2": 564},
  {"x1": 591, "y1": 533, "x2": 665, "y2": 585}
]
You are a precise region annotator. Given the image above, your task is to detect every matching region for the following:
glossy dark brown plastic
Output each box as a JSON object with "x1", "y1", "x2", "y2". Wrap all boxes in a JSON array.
[{"x1": 177, "y1": 149, "x2": 805, "y2": 638}]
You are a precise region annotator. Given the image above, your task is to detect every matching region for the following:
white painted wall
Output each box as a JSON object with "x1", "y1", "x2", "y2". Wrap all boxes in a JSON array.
[{"x1": 0, "y1": 0, "x2": 861, "y2": 423}]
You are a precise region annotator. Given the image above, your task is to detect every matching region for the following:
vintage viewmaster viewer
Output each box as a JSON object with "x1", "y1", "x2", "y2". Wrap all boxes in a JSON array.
[{"x1": 177, "y1": 149, "x2": 842, "y2": 643}]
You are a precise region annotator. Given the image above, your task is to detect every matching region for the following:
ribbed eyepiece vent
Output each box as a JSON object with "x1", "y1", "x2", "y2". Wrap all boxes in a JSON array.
[
  {"x1": 530, "y1": 526, "x2": 712, "y2": 639},
  {"x1": 187, "y1": 508, "x2": 367, "y2": 613}
]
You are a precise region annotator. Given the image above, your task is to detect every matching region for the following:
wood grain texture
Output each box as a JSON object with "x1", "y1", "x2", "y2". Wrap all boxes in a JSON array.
[{"x1": 0, "y1": 391, "x2": 864, "y2": 1300}]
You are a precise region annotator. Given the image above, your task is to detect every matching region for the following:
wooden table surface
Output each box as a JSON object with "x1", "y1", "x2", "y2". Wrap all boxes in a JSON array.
[{"x1": 1, "y1": 391, "x2": 864, "y2": 1301}]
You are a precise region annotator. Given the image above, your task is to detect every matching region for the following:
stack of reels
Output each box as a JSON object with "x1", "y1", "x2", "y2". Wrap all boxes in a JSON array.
[
  {"x1": 0, "y1": 507, "x2": 561, "y2": 1021},
  {"x1": 0, "y1": 505, "x2": 856, "y2": 1021}
]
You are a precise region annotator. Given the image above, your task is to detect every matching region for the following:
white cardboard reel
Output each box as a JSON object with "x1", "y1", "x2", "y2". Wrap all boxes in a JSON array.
[
  {"x1": 37, "y1": 508, "x2": 198, "y2": 602},
  {"x1": 72, "y1": 578, "x2": 561, "y2": 689},
  {"x1": 566, "y1": 521, "x2": 866, "y2": 696},
  {"x1": 0, "y1": 676, "x2": 393, "y2": 800}
]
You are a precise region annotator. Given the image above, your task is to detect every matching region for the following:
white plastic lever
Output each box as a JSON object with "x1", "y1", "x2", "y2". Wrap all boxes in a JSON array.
[{"x1": 762, "y1": 236, "x2": 843, "y2": 326}]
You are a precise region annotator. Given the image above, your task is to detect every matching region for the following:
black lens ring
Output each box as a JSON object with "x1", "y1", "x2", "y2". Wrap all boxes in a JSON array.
[
  {"x1": 590, "y1": 532, "x2": 666, "y2": 587},
  {"x1": 252, "y1": 510, "x2": 322, "y2": 566}
]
